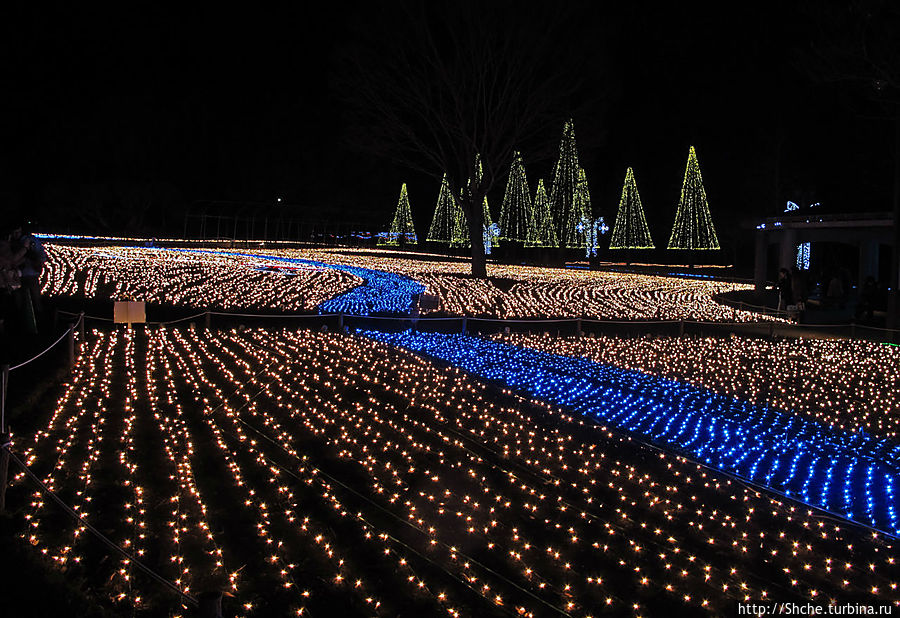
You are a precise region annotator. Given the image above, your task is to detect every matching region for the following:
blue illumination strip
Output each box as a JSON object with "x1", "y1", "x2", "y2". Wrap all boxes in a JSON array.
[
  {"x1": 360, "y1": 330, "x2": 900, "y2": 536},
  {"x1": 169, "y1": 248, "x2": 426, "y2": 316}
]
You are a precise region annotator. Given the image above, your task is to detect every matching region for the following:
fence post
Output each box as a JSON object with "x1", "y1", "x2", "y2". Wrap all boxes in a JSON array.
[
  {"x1": 461, "y1": 316, "x2": 467, "y2": 334},
  {"x1": 205, "y1": 312, "x2": 211, "y2": 330},
  {"x1": 850, "y1": 321, "x2": 856, "y2": 339},
  {"x1": 67, "y1": 322, "x2": 76, "y2": 369},
  {"x1": 338, "y1": 313, "x2": 344, "y2": 330},
  {"x1": 1, "y1": 364, "x2": 7, "y2": 434},
  {"x1": 576, "y1": 317, "x2": 582, "y2": 337},
  {"x1": 678, "y1": 320, "x2": 685, "y2": 337},
  {"x1": 0, "y1": 432, "x2": 8, "y2": 514},
  {"x1": 769, "y1": 322, "x2": 775, "y2": 338},
  {"x1": 198, "y1": 590, "x2": 223, "y2": 618},
  {"x1": 0, "y1": 365, "x2": 9, "y2": 513},
  {"x1": 78, "y1": 311, "x2": 85, "y2": 345}
]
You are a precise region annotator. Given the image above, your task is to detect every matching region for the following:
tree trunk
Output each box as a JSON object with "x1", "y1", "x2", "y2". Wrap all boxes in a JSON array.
[{"x1": 466, "y1": 198, "x2": 487, "y2": 279}]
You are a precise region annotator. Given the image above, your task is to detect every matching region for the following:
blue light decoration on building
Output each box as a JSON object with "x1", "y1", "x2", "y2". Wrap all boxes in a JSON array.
[
  {"x1": 785, "y1": 201, "x2": 800, "y2": 212},
  {"x1": 361, "y1": 330, "x2": 900, "y2": 537},
  {"x1": 171, "y1": 249, "x2": 425, "y2": 316},
  {"x1": 796, "y1": 242, "x2": 811, "y2": 270}
]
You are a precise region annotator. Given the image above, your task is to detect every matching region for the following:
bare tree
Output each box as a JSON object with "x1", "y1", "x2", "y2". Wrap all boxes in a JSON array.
[
  {"x1": 337, "y1": 1, "x2": 608, "y2": 277},
  {"x1": 799, "y1": 0, "x2": 900, "y2": 330}
]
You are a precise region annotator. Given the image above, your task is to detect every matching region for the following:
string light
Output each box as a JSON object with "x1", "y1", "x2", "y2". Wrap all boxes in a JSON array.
[
  {"x1": 15, "y1": 326, "x2": 899, "y2": 615},
  {"x1": 363, "y1": 330, "x2": 900, "y2": 537},
  {"x1": 42, "y1": 244, "x2": 769, "y2": 321}
]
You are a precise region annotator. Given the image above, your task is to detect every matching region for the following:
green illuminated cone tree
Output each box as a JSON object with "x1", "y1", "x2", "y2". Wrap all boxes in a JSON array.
[
  {"x1": 548, "y1": 119, "x2": 586, "y2": 247},
  {"x1": 668, "y1": 146, "x2": 720, "y2": 250},
  {"x1": 572, "y1": 166, "x2": 592, "y2": 248},
  {"x1": 527, "y1": 179, "x2": 558, "y2": 247},
  {"x1": 609, "y1": 167, "x2": 654, "y2": 249},
  {"x1": 379, "y1": 183, "x2": 417, "y2": 246},
  {"x1": 427, "y1": 174, "x2": 456, "y2": 244},
  {"x1": 499, "y1": 151, "x2": 532, "y2": 242}
]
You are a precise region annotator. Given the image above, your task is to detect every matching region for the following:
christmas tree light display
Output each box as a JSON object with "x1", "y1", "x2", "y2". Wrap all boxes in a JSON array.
[
  {"x1": 427, "y1": 174, "x2": 457, "y2": 244},
  {"x1": 667, "y1": 146, "x2": 720, "y2": 250},
  {"x1": 499, "y1": 151, "x2": 532, "y2": 242},
  {"x1": 378, "y1": 183, "x2": 417, "y2": 246},
  {"x1": 609, "y1": 167, "x2": 655, "y2": 250},
  {"x1": 548, "y1": 119, "x2": 587, "y2": 247},
  {"x1": 526, "y1": 179, "x2": 558, "y2": 247},
  {"x1": 572, "y1": 166, "x2": 593, "y2": 248}
]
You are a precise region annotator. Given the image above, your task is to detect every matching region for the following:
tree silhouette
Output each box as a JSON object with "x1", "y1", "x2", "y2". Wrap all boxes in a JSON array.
[{"x1": 339, "y1": 1, "x2": 607, "y2": 276}]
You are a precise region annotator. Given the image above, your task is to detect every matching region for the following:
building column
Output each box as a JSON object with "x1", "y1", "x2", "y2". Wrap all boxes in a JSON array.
[
  {"x1": 778, "y1": 228, "x2": 797, "y2": 273},
  {"x1": 858, "y1": 240, "x2": 880, "y2": 286},
  {"x1": 754, "y1": 231, "x2": 768, "y2": 293}
]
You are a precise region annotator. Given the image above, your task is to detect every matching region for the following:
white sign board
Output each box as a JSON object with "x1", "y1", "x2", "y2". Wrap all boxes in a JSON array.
[{"x1": 114, "y1": 301, "x2": 146, "y2": 324}]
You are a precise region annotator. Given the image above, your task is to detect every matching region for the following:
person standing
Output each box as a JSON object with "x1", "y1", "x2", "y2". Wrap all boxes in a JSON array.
[
  {"x1": 9, "y1": 222, "x2": 47, "y2": 332},
  {"x1": 777, "y1": 268, "x2": 793, "y2": 312}
]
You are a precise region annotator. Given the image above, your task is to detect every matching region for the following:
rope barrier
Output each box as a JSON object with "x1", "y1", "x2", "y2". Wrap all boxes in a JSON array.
[
  {"x1": 5, "y1": 448, "x2": 199, "y2": 608},
  {"x1": 52, "y1": 306, "x2": 900, "y2": 338},
  {"x1": 207, "y1": 311, "x2": 339, "y2": 319},
  {"x1": 9, "y1": 315, "x2": 83, "y2": 371},
  {"x1": 58, "y1": 310, "x2": 113, "y2": 322},
  {"x1": 150, "y1": 311, "x2": 208, "y2": 326}
]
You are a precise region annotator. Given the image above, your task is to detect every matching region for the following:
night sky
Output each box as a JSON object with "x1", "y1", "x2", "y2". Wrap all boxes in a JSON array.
[{"x1": 2, "y1": 3, "x2": 895, "y2": 244}]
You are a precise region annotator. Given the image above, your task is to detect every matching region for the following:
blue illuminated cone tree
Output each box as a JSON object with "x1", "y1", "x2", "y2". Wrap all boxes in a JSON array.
[
  {"x1": 668, "y1": 146, "x2": 719, "y2": 250},
  {"x1": 609, "y1": 167, "x2": 654, "y2": 249},
  {"x1": 378, "y1": 183, "x2": 417, "y2": 246},
  {"x1": 526, "y1": 179, "x2": 558, "y2": 247},
  {"x1": 499, "y1": 151, "x2": 532, "y2": 243}
]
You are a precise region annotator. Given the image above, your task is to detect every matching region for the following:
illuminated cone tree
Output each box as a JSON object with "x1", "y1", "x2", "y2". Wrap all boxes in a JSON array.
[
  {"x1": 609, "y1": 167, "x2": 654, "y2": 249},
  {"x1": 571, "y1": 166, "x2": 592, "y2": 248},
  {"x1": 499, "y1": 151, "x2": 532, "y2": 242},
  {"x1": 667, "y1": 146, "x2": 719, "y2": 250},
  {"x1": 526, "y1": 179, "x2": 558, "y2": 247},
  {"x1": 548, "y1": 119, "x2": 587, "y2": 247},
  {"x1": 378, "y1": 183, "x2": 417, "y2": 246},
  {"x1": 427, "y1": 173, "x2": 457, "y2": 244}
]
